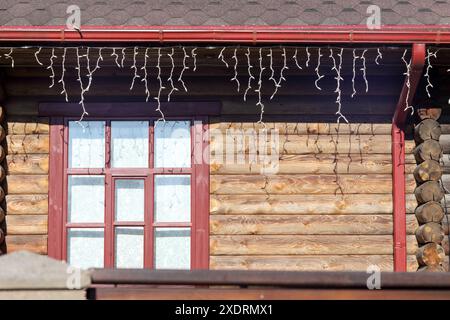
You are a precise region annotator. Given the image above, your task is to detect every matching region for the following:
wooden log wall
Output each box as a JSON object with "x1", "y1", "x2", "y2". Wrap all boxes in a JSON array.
[
  {"x1": 0, "y1": 47, "x2": 421, "y2": 272},
  {"x1": 411, "y1": 108, "x2": 448, "y2": 272},
  {"x1": 0, "y1": 84, "x2": 6, "y2": 255},
  {"x1": 4, "y1": 107, "x2": 49, "y2": 255},
  {"x1": 210, "y1": 120, "x2": 420, "y2": 272}
]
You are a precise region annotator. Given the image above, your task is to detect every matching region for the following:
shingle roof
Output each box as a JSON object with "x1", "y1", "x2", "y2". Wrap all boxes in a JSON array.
[{"x1": 1, "y1": 1, "x2": 450, "y2": 26}]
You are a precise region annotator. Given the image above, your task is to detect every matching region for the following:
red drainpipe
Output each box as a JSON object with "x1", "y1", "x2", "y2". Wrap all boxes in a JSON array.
[{"x1": 392, "y1": 43, "x2": 425, "y2": 271}]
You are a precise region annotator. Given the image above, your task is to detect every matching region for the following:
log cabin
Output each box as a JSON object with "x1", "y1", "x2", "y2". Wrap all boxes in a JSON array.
[{"x1": 0, "y1": 1, "x2": 449, "y2": 289}]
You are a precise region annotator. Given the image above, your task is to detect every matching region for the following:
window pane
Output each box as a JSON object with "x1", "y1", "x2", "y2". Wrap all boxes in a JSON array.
[
  {"x1": 112, "y1": 121, "x2": 149, "y2": 168},
  {"x1": 69, "y1": 121, "x2": 105, "y2": 168},
  {"x1": 67, "y1": 228, "x2": 104, "y2": 269},
  {"x1": 154, "y1": 121, "x2": 191, "y2": 168},
  {"x1": 154, "y1": 175, "x2": 190, "y2": 222},
  {"x1": 154, "y1": 228, "x2": 190, "y2": 269},
  {"x1": 115, "y1": 227, "x2": 144, "y2": 268},
  {"x1": 115, "y1": 180, "x2": 144, "y2": 222},
  {"x1": 68, "y1": 176, "x2": 104, "y2": 223}
]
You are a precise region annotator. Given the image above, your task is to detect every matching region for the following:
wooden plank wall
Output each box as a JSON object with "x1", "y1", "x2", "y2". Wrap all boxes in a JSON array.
[
  {"x1": 0, "y1": 47, "x2": 426, "y2": 272},
  {"x1": 210, "y1": 119, "x2": 420, "y2": 272},
  {"x1": 4, "y1": 109, "x2": 49, "y2": 254}
]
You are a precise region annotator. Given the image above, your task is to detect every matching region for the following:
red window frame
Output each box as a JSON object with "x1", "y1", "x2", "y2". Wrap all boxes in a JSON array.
[{"x1": 44, "y1": 102, "x2": 218, "y2": 269}]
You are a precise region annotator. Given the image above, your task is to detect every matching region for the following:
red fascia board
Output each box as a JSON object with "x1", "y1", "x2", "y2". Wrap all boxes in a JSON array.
[{"x1": 0, "y1": 25, "x2": 449, "y2": 43}]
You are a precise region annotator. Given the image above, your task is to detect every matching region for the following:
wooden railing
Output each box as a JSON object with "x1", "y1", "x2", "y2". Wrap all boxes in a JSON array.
[{"x1": 88, "y1": 270, "x2": 450, "y2": 300}]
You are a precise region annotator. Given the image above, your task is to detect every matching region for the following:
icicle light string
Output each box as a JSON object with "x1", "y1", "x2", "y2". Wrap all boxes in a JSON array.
[
  {"x1": 375, "y1": 48, "x2": 383, "y2": 65},
  {"x1": 360, "y1": 49, "x2": 369, "y2": 93},
  {"x1": 121, "y1": 47, "x2": 126, "y2": 68},
  {"x1": 331, "y1": 48, "x2": 348, "y2": 124},
  {"x1": 244, "y1": 47, "x2": 254, "y2": 102},
  {"x1": 351, "y1": 49, "x2": 359, "y2": 98},
  {"x1": 425, "y1": 48, "x2": 437, "y2": 98},
  {"x1": 167, "y1": 47, "x2": 179, "y2": 101},
  {"x1": 256, "y1": 48, "x2": 266, "y2": 124},
  {"x1": 47, "y1": 48, "x2": 57, "y2": 88},
  {"x1": 267, "y1": 49, "x2": 278, "y2": 97},
  {"x1": 218, "y1": 47, "x2": 229, "y2": 68},
  {"x1": 130, "y1": 46, "x2": 140, "y2": 90},
  {"x1": 59, "y1": 47, "x2": 68, "y2": 102},
  {"x1": 231, "y1": 48, "x2": 240, "y2": 92},
  {"x1": 141, "y1": 48, "x2": 150, "y2": 102},
  {"x1": 111, "y1": 48, "x2": 120, "y2": 67},
  {"x1": 305, "y1": 47, "x2": 311, "y2": 67},
  {"x1": 34, "y1": 47, "x2": 43, "y2": 66},
  {"x1": 191, "y1": 48, "x2": 197, "y2": 71},
  {"x1": 4, "y1": 48, "x2": 14, "y2": 68},
  {"x1": 154, "y1": 48, "x2": 166, "y2": 123},
  {"x1": 293, "y1": 48, "x2": 302, "y2": 70},
  {"x1": 314, "y1": 47, "x2": 324, "y2": 90},
  {"x1": 75, "y1": 47, "x2": 88, "y2": 123},
  {"x1": 178, "y1": 47, "x2": 189, "y2": 92},
  {"x1": 271, "y1": 48, "x2": 288, "y2": 100},
  {"x1": 402, "y1": 49, "x2": 414, "y2": 115},
  {"x1": 85, "y1": 48, "x2": 103, "y2": 93}
]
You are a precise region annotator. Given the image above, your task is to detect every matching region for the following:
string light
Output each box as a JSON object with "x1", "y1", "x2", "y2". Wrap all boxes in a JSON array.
[
  {"x1": 121, "y1": 47, "x2": 126, "y2": 68},
  {"x1": 178, "y1": 47, "x2": 189, "y2": 92},
  {"x1": 231, "y1": 48, "x2": 240, "y2": 92},
  {"x1": 58, "y1": 47, "x2": 68, "y2": 102},
  {"x1": 130, "y1": 46, "x2": 140, "y2": 90},
  {"x1": 218, "y1": 47, "x2": 229, "y2": 68},
  {"x1": 141, "y1": 48, "x2": 150, "y2": 102},
  {"x1": 167, "y1": 47, "x2": 179, "y2": 101},
  {"x1": 315, "y1": 48, "x2": 324, "y2": 90},
  {"x1": 154, "y1": 48, "x2": 166, "y2": 123},
  {"x1": 244, "y1": 47, "x2": 254, "y2": 102},
  {"x1": 191, "y1": 48, "x2": 197, "y2": 71},
  {"x1": 47, "y1": 48, "x2": 57, "y2": 88},
  {"x1": 111, "y1": 48, "x2": 120, "y2": 67},
  {"x1": 34, "y1": 47, "x2": 43, "y2": 66},
  {"x1": 267, "y1": 49, "x2": 278, "y2": 96},
  {"x1": 331, "y1": 48, "x2": 348, "y2": 123},
  {"x1": 401, "y1": 49, "x2": 414, "y2": 115},
  {"x1": 75, "y1": 47, "x2": 88, "y2": 123},
  {"x1": 375, "y1": 48, "x2": 383, "y2": 65},
  {"x1": 360, "y1": 49, "x2": 368, "y2": 93},
  {"x1": 255, "y1": 48, "x2": 266, "y2": 124},
  {"x1": 85, "y1": 47, "x2": 103, "y2": 93},
  {"x1": 271, "y1": 48, "x2": 288, "y2": 100},
  {"x1": 293, "y1": 48, "x2": 302, "y2": 70},
  {"x1": 425, "y1": 48, "x2": 437, "y2": 98},
  {"x1": 4, "y1": 48, "x2": 14, "y2": 68},
  {"x1": 305, "y1": 47, "x2": 311, "y2": 67},
  {"x1": 351, "y1": 49, "x2": 359, "y2": 98}
]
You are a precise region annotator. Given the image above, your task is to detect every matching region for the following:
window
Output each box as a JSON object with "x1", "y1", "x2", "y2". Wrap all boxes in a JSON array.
[{"x1": 48, "y1": 115, "x2": 209, "y2": 270}]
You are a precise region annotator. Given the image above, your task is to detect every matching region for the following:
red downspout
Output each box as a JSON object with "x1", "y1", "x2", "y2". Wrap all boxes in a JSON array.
[{"x1": 392, "y1": 43, "x2": 425, "y2": 271}]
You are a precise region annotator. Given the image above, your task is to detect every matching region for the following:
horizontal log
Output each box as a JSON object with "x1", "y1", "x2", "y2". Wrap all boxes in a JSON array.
[
  {"x1": 210, "y1": 235, "x2": 418, "y2": 255},
  {"x1": 6, "y1": 175, "x2": 48, "y2": 194},
  {"x1": 210, "y1": 194, "x2": 417, "y2": 215},
  {"x1": 414, "y1": 119, "x2": 441, "y2": 143},
  {"x1": 211, "y1": 154, "x2": 416, "y2": 175},
  {"x1": 209, "y1": 122, "x2": 392, "y2": 135},
  {"x1": 439, "y1": 134, "x2": 450, "y2": 154},
  {"x1": 6, "y1": 134, "x2": 49, "y2": 154},
  {"x1": 413, "y1": 160, "x2": 443, "y2": 184},
  {"x1": 210, "y1": 174, "x2": 415, "y2": 195},
  {"x1": 5, "y1": 215, "x2": 48, "y2": 235},
  {"x1": 211, "y1": 134, "x2": 415, "y2": 154},
  {"x1": 5, "y1": 235, "x2": 47, "y2": 254},
  {"x1": 210, "y1": 255, "x2": 419, "y2": 272},
  {"x1": 5, "y1": 194, "x2": 48, "y2": 215},
  {"x1": 415, "y1": 222, "x2": 444, "y2": 244},
  {"x1": 414, "y1": 201, "x2": 445, "y2": 224},
  {"x1": 415, "y1": 181, "x2": 444, "y2": 204},
  {"x1": 6, "y1": 154, "x2": 49, "y2": 174},
  {"x1": 6, "y1": 117, "x2": 49, "y2": 134},
  {"x1": 413, "y1": 140, "x2": 442, "y2": 163},
  {"x1": 210, "y1": 215, "x2": 394, "y2": 235},
  {"x1": 416, "y1": 243, "x2": 446, "y2": 266}
]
